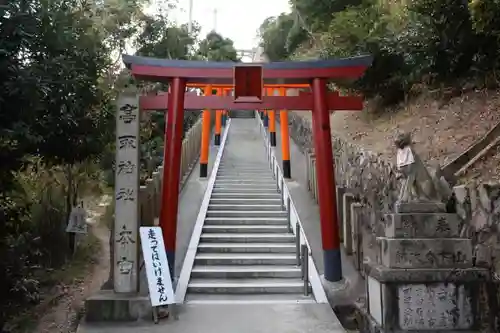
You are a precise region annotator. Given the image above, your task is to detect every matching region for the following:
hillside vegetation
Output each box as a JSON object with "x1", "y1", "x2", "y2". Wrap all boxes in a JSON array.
[
  {"x1": 0, "y1": 1, "x2": 240, "y2": 331},
  {"x1": 258, "y1": 0, "x2": 500, "y2": 182},
  {"x1": 299, "y1": 89, "x2": 500, "y2": 183}
]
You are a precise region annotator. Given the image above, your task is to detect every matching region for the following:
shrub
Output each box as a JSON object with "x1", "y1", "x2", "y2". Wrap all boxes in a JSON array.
[
  {"x1": 1, "y1": 161, "x2": 104, "y2": 330},
  {"x1": 319, "y1": 0, "x2": 500, "y2": 106}
]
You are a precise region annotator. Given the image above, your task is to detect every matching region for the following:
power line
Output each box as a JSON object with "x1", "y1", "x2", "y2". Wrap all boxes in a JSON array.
[
  {"x1": 188, "y1": 0, "x2": 193, "y2": 33},
  {"x1": 213, "y1": 8, "x2": 218, "y2": 31}
]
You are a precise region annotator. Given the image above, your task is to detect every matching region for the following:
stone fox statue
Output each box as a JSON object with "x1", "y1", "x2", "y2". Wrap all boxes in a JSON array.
[{"x1": 394, "y1": 133, "x2": 443, "y2": 203}]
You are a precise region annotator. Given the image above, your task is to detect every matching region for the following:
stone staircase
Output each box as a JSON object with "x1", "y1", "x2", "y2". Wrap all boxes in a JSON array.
[
  {"x1": 185, "y1": 159, "x2": 314, "y2": 303},
  {"x1": 228, "y1": 110, "x2": 255, "y2": 118}
]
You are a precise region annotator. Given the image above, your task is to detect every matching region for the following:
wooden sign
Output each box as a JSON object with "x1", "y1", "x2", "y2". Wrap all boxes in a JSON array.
[
  {"x1": 66, "y1": 204, "x2": 88, "y2": 234},
  {"x1": 233, "y1": 65, "x2": 263, "y2": 103},
  {"x1": 139, "y1": 226, "x2": 175, "y2": 307}
]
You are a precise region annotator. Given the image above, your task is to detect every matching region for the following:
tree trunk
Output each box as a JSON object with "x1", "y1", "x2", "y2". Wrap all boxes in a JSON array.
[{"x1": 66, "y1": 164, "x2": 76, "y2": 256}]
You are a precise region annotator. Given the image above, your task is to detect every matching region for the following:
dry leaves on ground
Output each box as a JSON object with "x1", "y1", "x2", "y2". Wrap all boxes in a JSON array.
[{"x1": 299, "y1": 89, "x2": 500, "y2": 183}]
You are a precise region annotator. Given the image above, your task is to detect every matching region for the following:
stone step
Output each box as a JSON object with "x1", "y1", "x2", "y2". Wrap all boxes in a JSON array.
[
  {"x1": 185, "y1": 293, "x2": 316, "y2": 304},
  {"x1": 197, "y1": 243, "x2": 295, "y2": 253},
  {"x1": 187, "y1": 278, "x2": 310, "y2": 294},
  {"x1": 213, "y1": 184, "x2": 278, "y2": 190},
  {"x1": 202, "y1": 225, "x2": 290, "y2": 234},
  {"x1": 217, "y1": 171, "x2": 274, "y2": 177},
  {"x1": 204, "y1": 217, "x2": 288, "y2": 225},
  {"x1": 206, "y1": 210, "x2": 287, "y2": 218},
  {"x1": 227, "y1": 110, "x2": 255, "y2": 118},
  {"x1": 218, "y1": 165, "x2": 267, "y2": 169},
  {"x1": 215, "y1": 182, "x2": 276, "y2": 187},
  {"x1": 218, "y1": 169, "x2": 272, "y2": 174},
  {"x1": 212, "y1": 188, "x2": 278, "y2": 194},
  {"x1": 200, "y1": 233, "x2": 294, "y2": 243},
  {"x1": 219, "y1": 161, "x2": 268, "y2": 165},
  {"x1": 218, "y1": 162, "x2": 267, "y2": 166},
  {"x1": 215, "y1": 176, "x2": 275, "y2": 181},
  {"x1": 194, "y1": 253, "x2": 297, "y2": 265},
  {"x1": 218, "y1": 166, "x2": 270, "y2": 171},
  {"x1": 215, "y1": 179, "x2": 275, "y2": 184},
  {"x1": 210, "y1": 198, "x2": 282, "y2": 205},
  {"x1": 210, "y1": 192, "x2": 281, "y2": 199},
  {"x1": 208, "y1": 204, "x2": 284, "y2": 212},
  {"x1": 190, "y1": 265, "x2": 302, "y2": 278}
]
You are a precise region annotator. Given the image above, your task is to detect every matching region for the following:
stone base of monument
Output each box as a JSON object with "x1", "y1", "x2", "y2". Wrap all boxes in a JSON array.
[
  {"x1": 84, "y1": 256, "x2": 152, "y2": 322},
  {"x1": 356, "y1": 202, "x2": 492, "y2": 333},
  {"x1": 359, "y1": 264, "x2": 491, "y2": 333},
  {"x1": 84, "y1": 290, "x2": 152, "y2": 322}
]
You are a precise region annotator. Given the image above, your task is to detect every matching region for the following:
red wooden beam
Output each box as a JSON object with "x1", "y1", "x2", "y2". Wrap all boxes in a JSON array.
[
  {"x1": 131, "y1": 64, "x2": 368, "y2": 84},
  {"x1": 139, "y1": 92, "x2": 363, "y2": 111}
]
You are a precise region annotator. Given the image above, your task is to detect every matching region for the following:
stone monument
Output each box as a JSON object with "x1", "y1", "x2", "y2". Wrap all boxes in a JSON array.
[
  {"x1": 359, "y1": 132, "x2": 492, "y2": 333},
  {"x1": 85, "y1": 87, "x2": 152, "y2": 322}
]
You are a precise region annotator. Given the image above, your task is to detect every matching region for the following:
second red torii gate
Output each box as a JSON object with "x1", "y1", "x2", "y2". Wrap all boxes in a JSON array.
[{"x1": 123, "y1": 54, "x2": 372, "y2": 283}]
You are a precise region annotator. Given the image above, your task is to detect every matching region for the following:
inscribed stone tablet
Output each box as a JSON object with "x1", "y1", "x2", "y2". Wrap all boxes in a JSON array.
[{"x1": 398, "y1": 283, "x2": 473, "y2": 330}]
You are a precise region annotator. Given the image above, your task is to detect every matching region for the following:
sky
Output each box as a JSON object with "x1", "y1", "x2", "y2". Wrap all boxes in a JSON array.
[{"x1": 150, "y1": 0, "x2": 291, "y2": 52}]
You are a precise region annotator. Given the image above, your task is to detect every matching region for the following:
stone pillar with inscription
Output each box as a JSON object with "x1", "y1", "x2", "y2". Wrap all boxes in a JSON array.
[
  {"x1": 359, "y1": 133, "x2": 492, "y2": 333},
  {"x1": 114, "y1": 88, "x2": 141, "y2": 293},
  {"x1": 85, "y1": 88, "x2": 151, "y2": 322}
]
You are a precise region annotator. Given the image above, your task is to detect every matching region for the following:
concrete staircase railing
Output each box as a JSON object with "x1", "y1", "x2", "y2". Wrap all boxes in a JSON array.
[
  {"x1": 254, "y1": 111, "x2": 328, "y2": 304},
  {"x1": 175, "y1": 116, "x2": 328, "y2": 304}
]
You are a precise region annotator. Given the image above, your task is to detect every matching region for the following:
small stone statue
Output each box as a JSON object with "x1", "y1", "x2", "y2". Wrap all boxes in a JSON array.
[{"x1": 394, "y1": 133, "x2": 442, "y2": 203}]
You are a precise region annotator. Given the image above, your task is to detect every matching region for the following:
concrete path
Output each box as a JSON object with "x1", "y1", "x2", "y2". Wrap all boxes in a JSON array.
[
  {"x1": 78, "y1": 118, "x2": 346, "y2": 333},
  {"x1": 78, "y1": 303, "x2": 343, "y2": 333}
]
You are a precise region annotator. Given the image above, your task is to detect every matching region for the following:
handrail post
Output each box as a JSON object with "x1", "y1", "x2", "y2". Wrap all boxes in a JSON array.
[
  {"x1": 270, "y1": 152, "x2": 273, "y2": 174},
  {"x1": 286, "y1": 196, "x2": 291, "y2": 233},
  {"x1": 295, "y1": 223, "x2": 301, "y2": 266},
  {"x1": 301, "y1": 244, "x2": 309, "y2": 296},
  {"x1": 280, "y1": 178, "x2": 285, "y2": 208},
  {"x1": 269, "y1": 141, "x2": 272, "y2": 163},
  {"x1": 268, "y1": 141, "x2": 271, "y2": 166},
  {"x1": 275, "y1": 163, "x2": 280, "y2": 190}
]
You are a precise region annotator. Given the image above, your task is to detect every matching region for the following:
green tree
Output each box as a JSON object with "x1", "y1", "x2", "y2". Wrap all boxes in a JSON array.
[
  {"x1": 258, "y1": 14, "x2": 295, "y2": 61},
  {"x1": 197, "y1": 31, "x2": 240, "y2": 62},
  {"x1": 0, "y1": 0, "x2": 143, "y2": 329},
  {"x1": 468, "y1": 0, "x2": 500, "y2": 77},
  {"x1": 135, "y1": 18, "x2": 198, "y2": 60},
  {"x1": 409, "y1": 0, "x2": 475, "y2": 82},
  {"x1": 133, "y1": 16, "x2": 203, "y2": 175},
  {"x1": 289, "y1": 0, "x2": 363, "y2": 31},
  {"x1": 29, "y1": 0, "x2": 114, "y2": 165}
]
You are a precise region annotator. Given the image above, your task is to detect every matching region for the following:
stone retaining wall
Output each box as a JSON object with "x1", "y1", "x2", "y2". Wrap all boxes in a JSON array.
[
  {"x1": 287, "y1": 110, "x2": 500, "y2": 276},
  {"x1": 288, "y1": 110, "x2": 500, "y2": 331}
]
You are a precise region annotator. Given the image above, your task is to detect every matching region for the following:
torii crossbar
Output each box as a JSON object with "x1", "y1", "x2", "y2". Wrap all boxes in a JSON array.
[{"x1": 123, "y1": 54, "x2": 372, "y2": 283}]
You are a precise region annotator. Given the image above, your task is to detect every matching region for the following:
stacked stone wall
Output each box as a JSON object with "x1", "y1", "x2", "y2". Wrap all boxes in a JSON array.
[{"x1": 287, "y1": 111, "x2": 500, "y2": 330}]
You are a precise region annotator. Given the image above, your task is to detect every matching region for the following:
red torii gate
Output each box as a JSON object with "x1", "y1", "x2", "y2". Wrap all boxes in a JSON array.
[{"x1": 123, "y1": 54, "x2": 372, "y2": 282}]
